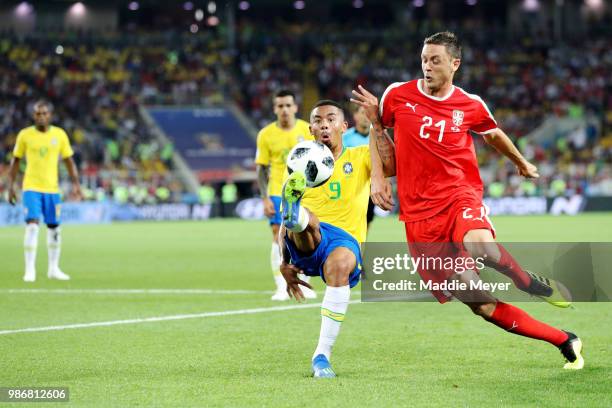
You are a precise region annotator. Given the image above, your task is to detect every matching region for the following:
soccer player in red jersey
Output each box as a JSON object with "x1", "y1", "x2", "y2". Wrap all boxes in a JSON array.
[{"x1": 351, "y1": 31, "x2": 584, "y2": 369}]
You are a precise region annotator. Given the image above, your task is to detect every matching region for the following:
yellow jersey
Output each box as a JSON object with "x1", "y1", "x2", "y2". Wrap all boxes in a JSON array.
[
  {"x1": 255, "y1": 119, "x2": 313, "y2": 197},
  {"x1": 13, "y1": 125, "x2": 74, "y2": 193},
  {"x1": 302, "y1": 145, "x2": 371, "y2": 243}
]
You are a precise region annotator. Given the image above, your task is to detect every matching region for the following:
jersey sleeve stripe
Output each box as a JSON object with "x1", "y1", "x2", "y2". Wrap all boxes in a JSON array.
[
  {"x1": 457, "y1": 87, "x2": 497, "y2": 124},
  {"x1": 479, "y1": 127, "x2": 499, "y2": 135},
  {"x1": 379, "y1": 82, "x2": 406, "y2": 118}
]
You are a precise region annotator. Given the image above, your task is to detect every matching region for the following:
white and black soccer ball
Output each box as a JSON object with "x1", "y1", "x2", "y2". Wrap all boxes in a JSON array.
[{"x1": 286, "y1": 141, "x2": 335, "y2": 187}]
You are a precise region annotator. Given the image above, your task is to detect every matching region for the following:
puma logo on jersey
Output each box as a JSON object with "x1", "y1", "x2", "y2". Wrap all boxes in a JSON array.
[{"x1": 405, "y1": 102, "x2": 418, "y2": 112}]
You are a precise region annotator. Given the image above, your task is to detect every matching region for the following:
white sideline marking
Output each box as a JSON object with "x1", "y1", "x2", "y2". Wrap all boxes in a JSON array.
[
  {"x1": 1, "y1": 289, "x2": 273, "y2": 295},
  {"x1": 0, "y1": 301, "x2": 360, "y2": 336}
]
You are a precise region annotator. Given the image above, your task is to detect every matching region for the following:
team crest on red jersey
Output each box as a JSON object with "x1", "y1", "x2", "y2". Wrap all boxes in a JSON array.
[{"x1": 452, "y1": 110, "x2": 464, "y2": 126}]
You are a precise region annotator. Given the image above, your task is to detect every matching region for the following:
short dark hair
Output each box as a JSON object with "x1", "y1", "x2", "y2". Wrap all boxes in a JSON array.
[
  {"x1": 274, "y1": 89, "x2": 296, "y2": 100},
  {"x1": 424, "y1": 31, "x2": 462, "y2": 59},
  {"x1": 312, "y1": 99, "x2": 345, "y2": 117},
  {"x1": 33, "y1": 99, "x2": 53, "y2": 112}
]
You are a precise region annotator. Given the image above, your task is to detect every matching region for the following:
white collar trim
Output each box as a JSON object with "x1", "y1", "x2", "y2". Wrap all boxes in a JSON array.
[{"x1": 417, "y1": 79, "x2": 455, "y2": 101}]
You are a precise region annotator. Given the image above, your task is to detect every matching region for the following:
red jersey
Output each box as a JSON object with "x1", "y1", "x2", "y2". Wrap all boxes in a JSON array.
[{"x1": 380, "y1": 79, "x2": 498, "y2": 222}]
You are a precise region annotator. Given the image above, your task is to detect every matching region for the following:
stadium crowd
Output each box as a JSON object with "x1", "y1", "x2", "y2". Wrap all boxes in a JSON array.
[
  {"x1": 0, "y1": 32, "x2": 234, "y2": 204},
  {"x1": 235, "y1": 20, "x2": 612, "y2": 197},
  {"x1": 1, "y1": 21, "x2": 611, "y2": 203}
]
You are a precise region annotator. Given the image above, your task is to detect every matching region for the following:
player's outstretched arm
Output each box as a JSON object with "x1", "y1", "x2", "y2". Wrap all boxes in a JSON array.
[
  {"x1": 63, "y1": 157, "x2": 83, "y2": 201},
  {"x1": 482, "y1": 128, "x2": 539, "y2": 178},
  {"x1": 7, "y1": 157, "x2": 21, "y2": 205},
  {"x1": 277, "y1": 225, "x2": 313, "y2": 302},
  {"x1": 351, "y1": 85, "x2": 396, "y2": 177},
  {"x1": 369, "y1": 130, "x2": 395, "y2": 211}
]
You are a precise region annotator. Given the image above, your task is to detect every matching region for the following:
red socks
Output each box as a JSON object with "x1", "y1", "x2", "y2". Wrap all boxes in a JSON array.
[
  {"x1": 488, "y1": 301, "x2": 569, "y2": 346},
  {"x1": 485, "y1": 244, "x2": 532, "y2": 289}
]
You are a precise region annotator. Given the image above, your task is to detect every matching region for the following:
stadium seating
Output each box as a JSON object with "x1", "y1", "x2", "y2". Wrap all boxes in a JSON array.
[{"x1": 1, "y1": 25, "x2": 610, "y2": 202}]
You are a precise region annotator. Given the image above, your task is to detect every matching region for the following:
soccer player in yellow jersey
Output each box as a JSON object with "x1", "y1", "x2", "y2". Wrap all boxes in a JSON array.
[
  {"x1": 278, "y1": 100, "x2": 388, "y2": 378},
  {"x1": 255, "y1": 90, "x2": 316, "y2": 300},
  {"x1": 7, "y1": 100, "x2": 83, "y2": 282}
]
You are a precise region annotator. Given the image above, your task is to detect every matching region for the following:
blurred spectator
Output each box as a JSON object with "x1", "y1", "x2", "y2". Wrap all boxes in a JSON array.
[
  {"x1": 1, "y1": 25, "x2": 610, "y2": 202},
  {"x1": 221, "y1": 180, "x2": 238, "y2": 217}
]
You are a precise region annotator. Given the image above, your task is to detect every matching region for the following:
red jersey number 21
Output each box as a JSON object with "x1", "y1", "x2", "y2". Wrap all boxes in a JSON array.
[{"x1": 419, "y1": 116, "x2": 446, "y2": 142}]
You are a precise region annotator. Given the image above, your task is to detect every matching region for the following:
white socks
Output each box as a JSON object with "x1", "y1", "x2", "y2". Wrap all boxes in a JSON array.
[
  {"x1": 271, "y1": 242, "x2": 286, "y2": 292},
  {"x1": 313, "y1": 285, "x2": 350, "y2": 361},
  {"x1": 47, "y1": 227, "x2": 61, "y2": 273},
  {"x1": 285, "y1": 206, "x2": 310, "y2": 233},
  {"x1": 24, "y1": 223, "x2": 39, "y2": 274}
]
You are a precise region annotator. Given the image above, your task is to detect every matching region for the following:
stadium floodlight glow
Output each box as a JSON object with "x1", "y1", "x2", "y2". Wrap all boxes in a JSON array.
[
  {"x1": 69, "y1": 2, "x2": 86, "y2": 17},
  {"x1": 190, "y1": 24, "x2": 199, "y2": 33},
  {"x1": 183, "y1": 1, "x2": 194, "y2": 11},
  {"x1": 412, "y1": 0, "x2": 425, "y2": 7},
  {"x1": 195, "y1": 9, "x2": 204, "y2": 21},
  {"x1": 352, "y1": 0, "x2": 364, "y2": 8},
  {"x1": 128, "y1": 1, "x2": 139, "y2": 11},
  {"x1": 466, "y1": 0, "x2": 477, "y2": 5},
  {"x1": 55, "y1": 45, "x2": 64, "y2": 55},
  {"x1": 207, "y1": 15, "x2": 219, "y2": 26},
  {"x1": 294, "y1": 0, "x2": 305, "y2": 10},
  {"x1": 238, "y1": 1, "x2": 250, "y2": 10},
  {"x1": 522, "y1": 0, "x2": 540, "y2": 11},
  {"x1": 585, "y1": 0, "x2": 604, "y2": 11},
  {"x1": 207, "y1": 1, "x2": 216, "y2": 14},
  {"x1": 15, "y1": 2, "x2": 33, "y2": 17}
]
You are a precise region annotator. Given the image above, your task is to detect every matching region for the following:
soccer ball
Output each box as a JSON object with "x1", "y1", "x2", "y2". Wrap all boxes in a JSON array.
[{"x1": 287, "y1": 141, "x2": 335, "y2": 187}]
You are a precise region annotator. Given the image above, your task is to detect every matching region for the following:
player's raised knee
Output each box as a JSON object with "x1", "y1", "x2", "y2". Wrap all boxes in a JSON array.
[
  {"x1": 468, "y1": 302, "x2": 496, "y2": 318},
  {"x1": 464, "y1": 237, "x2": 499, "y2": 262},
  {"x1": 326, "y1": 257, "x2": 354, "y2": 274},
  {"x1": 323, "y1": 251, "x2": 356, "y2": 286}
]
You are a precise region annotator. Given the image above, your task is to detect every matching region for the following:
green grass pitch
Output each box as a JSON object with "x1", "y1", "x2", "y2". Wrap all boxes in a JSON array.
[{"x1": 0, "y1": 214, "x2": 611, "y2": 407}]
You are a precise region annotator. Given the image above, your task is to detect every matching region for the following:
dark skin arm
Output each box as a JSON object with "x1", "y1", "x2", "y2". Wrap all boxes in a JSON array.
[
  {"x1": 63, "y1": 157, "x2": 83, "y2": 201},
  {"x1": 7, "y1": 157, "x2": 20, "y2": 205},
  {"x1": 257, "y1": 164, "x2": 275, "y2": 217},
  {"x1": 277, "y1": 225, "x2": 313, "y2": 302}
]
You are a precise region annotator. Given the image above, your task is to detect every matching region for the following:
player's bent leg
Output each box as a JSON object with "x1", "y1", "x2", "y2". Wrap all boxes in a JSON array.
[
  {"x1": 311, "y1": 247, "x2": 355, "y2": 378},
  {"x1": 448, "y1": 271, "x2": 582, "y2": 369},
  {"x1": 23, "y1": 220, "x2": 39, "y2": 282},
  {"x1": 463, "y1": 229, "x2": 570, "y2": 307},
  {"x1": 286, "y1": 208, "x2": 321, "y2": 255},
  {"x1": 463, "y1": 228, "x2": 529, "y2": 288},
  {"x1": 281, "y1": 172, "x2": 322, "y2": 254},
  {"x1": 322, "y1": 247, "x2": 355, "y2": 287},
  {"x1": 281, "y1": 171, "x2": 308, "y2": 231}
]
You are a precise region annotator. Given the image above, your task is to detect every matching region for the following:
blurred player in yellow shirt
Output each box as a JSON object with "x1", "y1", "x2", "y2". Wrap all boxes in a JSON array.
[
  {"x1": 254, "y1": 90, "x2": 315, "y2": 300},
  {"x1": 7, "y1": 100, "x2": 83, "y2": 282}
]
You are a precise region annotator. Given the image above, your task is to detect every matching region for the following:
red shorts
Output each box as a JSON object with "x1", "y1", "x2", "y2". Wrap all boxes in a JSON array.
[{"x1": 404, "y1": 198, "x2": 496, "y2": 303}]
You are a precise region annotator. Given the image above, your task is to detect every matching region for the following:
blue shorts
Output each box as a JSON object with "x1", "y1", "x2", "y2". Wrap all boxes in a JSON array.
[
  {"x1": 285, "y1": 222, "x2": 362, "y2": 288},
  {"x1": 23, "y1": 191, "x2": 62, "y2": 225},
  {"x1": 268, "y1": 195, "x2": 282, "y2": 225}
]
